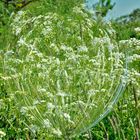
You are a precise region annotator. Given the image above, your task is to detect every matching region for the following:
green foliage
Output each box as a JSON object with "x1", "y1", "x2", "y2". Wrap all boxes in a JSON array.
[
  {"x1": 90, "y1": 8, "x2": 140, "y2": 140},
  {"x1": 0, "y1": 81, "x2": 28, "y2": 139},
  {"x1": 112, "y1": 8, "x2": 140, "y2": 41},
  {"x1": 0, "y1": 0, "x2": 35, "y2": 11},
  {"x1": 0, "y1": 0, "x2": 140, "y2": 139},
  {"x1": 93, "y1": 0, "x2": 115, "y2": 17},
  {"x1": 1, "y1": 5, "x2": 128, "y2": 138}
]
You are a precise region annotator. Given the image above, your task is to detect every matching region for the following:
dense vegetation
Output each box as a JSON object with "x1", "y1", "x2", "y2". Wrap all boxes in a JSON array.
[{"x1": 0, "y1": 0, "x2": 140, "y2": 139}]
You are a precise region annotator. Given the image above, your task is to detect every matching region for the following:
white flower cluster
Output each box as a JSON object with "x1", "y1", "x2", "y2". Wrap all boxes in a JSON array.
[
  {"x1": 134, "y1": 27, "x2": 140, "y2": 33},
  {"x1": 119, "y1": 35, "x2": 140, "y2": 98},
  {"x1": 0, "y1": 130, "x2": 6, "y2": 138},
  {"x1": 119, "y1": 38, "x2": 140, "y2": 48},
  {"x1": 2, "y1": 7, "x2": 128, "y2": 138}
]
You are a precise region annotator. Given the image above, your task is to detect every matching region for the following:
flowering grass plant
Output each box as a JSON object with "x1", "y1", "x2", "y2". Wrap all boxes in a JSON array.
[{"x1": 0, "y1": 5, "x2": 136, "y2": 139}]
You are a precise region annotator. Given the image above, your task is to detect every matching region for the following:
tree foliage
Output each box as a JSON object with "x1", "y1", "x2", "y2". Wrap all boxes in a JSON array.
[{"x1": 93, "y1": 0, "x2": 115, "y2": 17}]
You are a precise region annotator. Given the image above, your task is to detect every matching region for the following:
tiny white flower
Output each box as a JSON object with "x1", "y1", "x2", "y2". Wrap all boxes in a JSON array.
[
  {"x1": 63, "y1": 113, "x2": 71, "y2": 120},
  {"x1": 20, "y1": 107, "x2": 28, "y2": 114},
  {"x1": 15, "y1": 28, "x2": 22, "y2": 36},
  {"x1": 57, "y1": 91, "x2": 68, "y2": 97},
  {"x1": 107, "y1": 44, "x2": 114, "y2": 52},
  {"x1": 76, "y1": 100, "x2": 85, "y2": 106},
  {"x1": 43, "y1": 119, "x2": 51, "y2": 128},
  {"x1": 101, "y1": 89, "x2": 106, "y2": 92},
  {"x1": 47, "y1": 102, "x2": 55, "y2": 110},
  {"x1": 56, "y1": 58, "x2": 60, "y2": 65},
  {"x1": 36, "y1": 64, "x2": 42, "y2": 68},
  {"x1": 52, "y1": 128, "x2": 62, "y2": 137},
  {"x1": 41, "y1": 59, "x2": 48, "y2": 63},
  {"x1": 33, "y1": 100, "x2": 40, "y2": 105},
  {"x1": 4, "y1": 50, "x2": 14, "y2": 56},
  {"x1": 0, "y1": 130, "x2": 6, "y2": 137},
  {"x1": 78, "y1": 45, "x2": 88, "y2": 53},
  {"x1": 41, "y1": 27, "x2": 52, "y2": 36},
  {"x1": 17, "y1": 11, "x2": 24, "y2": 16},
  {"x1": 134, "y1": 27, "x2": 140, "y2": 33},
  {"x1": 38, "y1": 88, "x2": 46, "y2": 93},
  {"x1": 30, "y1": 125, "x2": 39, "y2": 134},
  {"x1": 87, "y1": 89, "x2": 96, "y2": 96}
]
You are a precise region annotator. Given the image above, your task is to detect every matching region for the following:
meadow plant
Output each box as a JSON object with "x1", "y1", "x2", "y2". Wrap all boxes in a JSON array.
[{"x1": 0, "y1": 5, "x2": 130, "y2": 139}]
